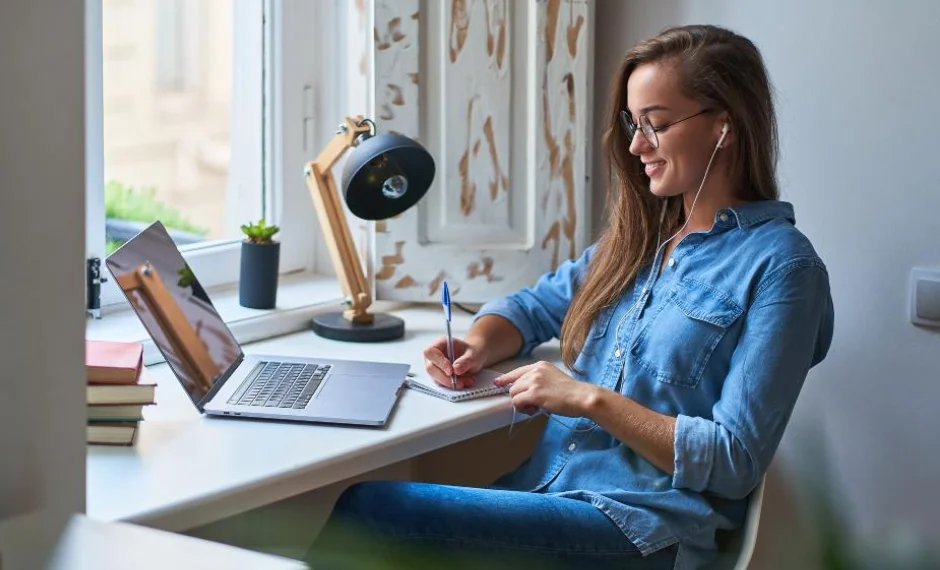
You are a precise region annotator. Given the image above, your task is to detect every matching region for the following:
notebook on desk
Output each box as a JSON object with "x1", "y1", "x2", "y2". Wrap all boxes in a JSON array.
[{"x1": 405, "y1": 369, "x2": 509, "y2": 402}]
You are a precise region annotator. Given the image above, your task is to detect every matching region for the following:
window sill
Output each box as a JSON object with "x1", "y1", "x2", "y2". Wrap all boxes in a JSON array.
[{"x1": 86, "y1": 272, "x2": 346, "y2": 365}]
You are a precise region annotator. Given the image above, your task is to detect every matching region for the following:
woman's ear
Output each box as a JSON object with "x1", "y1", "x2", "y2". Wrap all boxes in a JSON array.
[
  {"x1": 718, "y1": 123, "x2": 729, "y2": 148},
  {"x1": 715, "y1": 113, "x2": 732, "y2": 148}
]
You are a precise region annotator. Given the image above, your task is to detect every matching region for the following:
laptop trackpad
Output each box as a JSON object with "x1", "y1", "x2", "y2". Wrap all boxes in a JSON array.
[{"x1": 313, "y1": 374, "x2": 401, "y2": 418}]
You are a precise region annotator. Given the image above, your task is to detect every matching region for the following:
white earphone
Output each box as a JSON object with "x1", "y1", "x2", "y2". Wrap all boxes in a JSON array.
[{"x1": 717, "y1": 123, "x2": 729, "y2": 148}]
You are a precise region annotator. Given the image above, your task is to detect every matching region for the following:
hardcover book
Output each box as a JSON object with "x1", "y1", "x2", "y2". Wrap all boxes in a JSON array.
[{"x1": 86, "y1": 340, "x2": 144, "y2": 384}]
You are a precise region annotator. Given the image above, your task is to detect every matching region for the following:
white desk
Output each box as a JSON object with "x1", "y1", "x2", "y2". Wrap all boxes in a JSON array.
[
  {"x1": 86, "y1": 306, "x2": 558, "y2": 532},
  {"x1": 45, "y1": 515, "x2": 308, "y2": 570}
]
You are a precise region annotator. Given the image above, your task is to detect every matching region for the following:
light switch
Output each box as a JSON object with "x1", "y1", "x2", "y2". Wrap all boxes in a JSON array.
[{"x1": 910, "y1": 268, "x2": 940, "y2": 327}]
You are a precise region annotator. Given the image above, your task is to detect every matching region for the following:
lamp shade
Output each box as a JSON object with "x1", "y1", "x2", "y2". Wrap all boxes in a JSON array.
[{"x1": 340, "y1": 132, "x2": 435, "y2": 221}]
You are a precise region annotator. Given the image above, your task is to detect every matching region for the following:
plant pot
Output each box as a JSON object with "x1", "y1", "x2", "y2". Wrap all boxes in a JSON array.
[{"x1": 239, "y1": 241, "x2": 280, "y2": 309}]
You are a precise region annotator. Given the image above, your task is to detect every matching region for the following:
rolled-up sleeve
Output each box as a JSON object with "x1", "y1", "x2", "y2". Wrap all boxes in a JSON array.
[
  {"x1": 473, "y1": 245, "x2": 595, "y2": 357},
  {"x1": 672, "y1": 259, "x2": 834, "y2": 499}
]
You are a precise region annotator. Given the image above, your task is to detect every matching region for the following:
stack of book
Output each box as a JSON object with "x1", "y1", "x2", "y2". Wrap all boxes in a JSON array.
[{"x1": 85, "y1": 340, "x2": 155, "y2": 446}]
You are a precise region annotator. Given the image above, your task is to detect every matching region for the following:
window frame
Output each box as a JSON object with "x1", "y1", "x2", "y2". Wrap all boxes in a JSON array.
[{"x1": 86, "y1": 0, "x2": 345, "y2": 313}]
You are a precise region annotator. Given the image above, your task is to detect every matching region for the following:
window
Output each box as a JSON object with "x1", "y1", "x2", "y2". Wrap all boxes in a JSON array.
[
  {"x1": 154, "y1": 0, "x2": 192, "y2": 92},
  {"x1": 86, "y1": 0, "x2": 352, "y2": 312}
]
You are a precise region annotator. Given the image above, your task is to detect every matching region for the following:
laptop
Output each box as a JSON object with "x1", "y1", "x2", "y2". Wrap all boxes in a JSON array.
[{"x1": 105, "y1": 221, "x2": 409, "y2": 426}]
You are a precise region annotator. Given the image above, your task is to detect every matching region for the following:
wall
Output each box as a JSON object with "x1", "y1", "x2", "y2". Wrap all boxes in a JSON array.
[
  {"x1": 591, "y1": 0, "x2": 940, "y2": 567},
  {"x1": 0, "y1": 1, "x2": 88, "y2": 568}
]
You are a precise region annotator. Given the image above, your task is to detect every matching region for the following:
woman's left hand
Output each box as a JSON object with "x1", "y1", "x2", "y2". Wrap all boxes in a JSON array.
[{"x1": 493, "y1": 361, "x2": 597, "y2": 418}]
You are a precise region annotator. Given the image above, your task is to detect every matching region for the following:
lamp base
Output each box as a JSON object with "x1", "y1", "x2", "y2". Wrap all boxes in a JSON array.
[{"x1": 311, "y1": 311, "x2": 405, "y2": 342}]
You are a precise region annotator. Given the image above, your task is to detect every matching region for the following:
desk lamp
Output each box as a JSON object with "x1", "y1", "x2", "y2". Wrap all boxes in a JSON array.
[{"x1": 304, "y1": 116, "x2": 435, "y2": 342}]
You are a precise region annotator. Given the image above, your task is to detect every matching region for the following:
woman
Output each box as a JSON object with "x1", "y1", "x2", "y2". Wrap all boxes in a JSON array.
[{"x1": 307, "y1": 24, "x2": 834, "y2": 570}]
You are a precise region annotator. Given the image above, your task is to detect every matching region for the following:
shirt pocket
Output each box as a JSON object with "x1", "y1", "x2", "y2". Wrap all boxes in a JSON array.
[
  {"x1": 590, "y1": 303, "x2": 617, "y2": 339},
  {"x1": 573, "y1": 302, "x2": 618, "y2": 365},
  {"x1": 630, "y1": 278, "x2": 743, "y2": 389}
]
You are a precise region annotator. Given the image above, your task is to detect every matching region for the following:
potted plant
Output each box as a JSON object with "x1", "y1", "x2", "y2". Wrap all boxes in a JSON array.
[{"x1": 239, "y1": 219, "x2": 280, "y2": 309}]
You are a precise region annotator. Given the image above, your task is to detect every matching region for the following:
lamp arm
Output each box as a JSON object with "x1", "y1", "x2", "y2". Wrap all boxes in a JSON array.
[{"x1": 303, "y1": 117, "x2": 376, "y2": 323}]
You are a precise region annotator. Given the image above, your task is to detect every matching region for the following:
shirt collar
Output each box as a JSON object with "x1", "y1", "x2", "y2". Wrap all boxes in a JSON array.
[{"x1": 722, "y1": 200, "x2": 795, "y2": 230}]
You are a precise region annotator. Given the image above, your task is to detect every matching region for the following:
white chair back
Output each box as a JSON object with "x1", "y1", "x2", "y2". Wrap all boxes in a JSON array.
[
  {"x1": 731, "y1": 475, "x2": 765, "y2": 570},
  {"x1": 701, "y1": 475, "x2": 766, "y2": 570}
]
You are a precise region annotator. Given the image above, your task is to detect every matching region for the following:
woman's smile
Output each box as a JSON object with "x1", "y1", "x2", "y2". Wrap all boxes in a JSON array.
[{"x1": 643, "y1": 160, "x2": 666, "y2": 177}]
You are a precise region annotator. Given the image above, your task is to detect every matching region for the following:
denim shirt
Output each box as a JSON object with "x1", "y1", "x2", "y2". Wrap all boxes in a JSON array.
[{"x1": 476, "y1": 200, "x2": 834, "y2": 569}]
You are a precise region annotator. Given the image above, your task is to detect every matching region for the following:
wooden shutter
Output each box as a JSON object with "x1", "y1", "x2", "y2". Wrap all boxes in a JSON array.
[{"x1": 370, "y1": 0, "x2": 594, "y2": 303}]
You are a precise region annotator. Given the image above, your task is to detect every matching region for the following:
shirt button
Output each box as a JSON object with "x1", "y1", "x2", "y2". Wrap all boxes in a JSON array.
[
  {"x1": 614, "y1": 347, "x2": 622, "y2": 358},
  {"x1": 667, "y1": 257, "x2": 676, "y2": 268},
  {"x1": 568, "y1": 443, "x2": 577, "y2": 452},
  {"x1": 719, "y1": 213, "x2": 729, "y2": 222}
]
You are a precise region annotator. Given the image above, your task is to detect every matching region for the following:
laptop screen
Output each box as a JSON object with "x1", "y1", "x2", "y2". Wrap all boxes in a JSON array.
[{"x1": 105, "y1": 222, "x2": 243, "y2": 407}]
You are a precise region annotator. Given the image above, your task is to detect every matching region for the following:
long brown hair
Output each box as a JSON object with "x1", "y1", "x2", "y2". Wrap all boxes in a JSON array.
[{"x1": 560, "y1": 25, "x2": 780, "y2": 371}]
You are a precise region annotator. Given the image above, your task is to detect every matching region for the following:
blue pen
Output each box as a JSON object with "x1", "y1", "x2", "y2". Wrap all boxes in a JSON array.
[{"x1": 441, "y1": 281, "x2": 458, "y2": 390}]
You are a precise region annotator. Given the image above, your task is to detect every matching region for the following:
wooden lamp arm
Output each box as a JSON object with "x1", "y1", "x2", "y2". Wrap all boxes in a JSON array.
[
  {"x1": 115, "y1": 264, "x2": 218, "y2": 394},
  {"x1": 303, "y1": 116, "x2": 375, "y2": 324}
]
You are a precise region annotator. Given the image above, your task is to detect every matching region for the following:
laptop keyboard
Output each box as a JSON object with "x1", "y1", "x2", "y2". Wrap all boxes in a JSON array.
[{"x1": 227, "y1": 362, "x2": 331, "y2": 409}]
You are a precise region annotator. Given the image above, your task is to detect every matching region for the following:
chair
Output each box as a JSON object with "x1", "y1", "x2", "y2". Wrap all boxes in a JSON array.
[{"x1": 702, "y1": 475, "x2": 766, "y2": 570}]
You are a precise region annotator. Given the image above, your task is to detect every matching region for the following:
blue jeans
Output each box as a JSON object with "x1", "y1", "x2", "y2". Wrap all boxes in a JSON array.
[{"x1": 305, "y1": 481, "x2": 678, "y2": 570}]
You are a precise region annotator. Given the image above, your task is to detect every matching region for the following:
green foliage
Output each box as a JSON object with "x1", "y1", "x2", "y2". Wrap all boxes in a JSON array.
[
  {"x1": 104, "y1": 180, "x2": 209, "y2": 254},
  {"x1": 105, "y1": 180, "x2": 208, "y2": 235},
  {"x1": 240, "y1": 218, "x2": 280, "y2": 244},
  {"x1": 177, "y1": 263, "x2": 196, "y2": 289}
]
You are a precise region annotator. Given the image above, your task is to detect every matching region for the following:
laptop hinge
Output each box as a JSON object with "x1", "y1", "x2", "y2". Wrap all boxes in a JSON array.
[{"x1": 196, "y1": 353, "x2": 244, "y2": 412}]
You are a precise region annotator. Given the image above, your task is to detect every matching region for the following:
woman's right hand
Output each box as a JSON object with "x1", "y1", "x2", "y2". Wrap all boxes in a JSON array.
[{"x1": 422, "y1": 336, "x2": 488, "y2": 389}]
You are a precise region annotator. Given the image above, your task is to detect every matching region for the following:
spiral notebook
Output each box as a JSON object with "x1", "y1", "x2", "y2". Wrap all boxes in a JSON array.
[{"x1": 405, "y1": 368, "x2": 510, "y2": 402}]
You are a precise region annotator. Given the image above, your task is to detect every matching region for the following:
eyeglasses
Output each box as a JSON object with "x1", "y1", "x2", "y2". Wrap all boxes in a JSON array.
[{"x1": 619, "y1": 108, "x2": 712, "y2": 149}]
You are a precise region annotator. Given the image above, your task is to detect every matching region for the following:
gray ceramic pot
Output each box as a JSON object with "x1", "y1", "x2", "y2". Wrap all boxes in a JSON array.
[{"x1": 239, "y1": 241, "x2": 280, "y2": 309}]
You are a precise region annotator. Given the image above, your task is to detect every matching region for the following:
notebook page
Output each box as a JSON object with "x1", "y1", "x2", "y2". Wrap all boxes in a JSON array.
[{"x1": 405, "y1": 368, "x2": 509, "y2": 402}]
